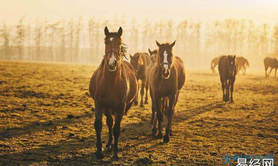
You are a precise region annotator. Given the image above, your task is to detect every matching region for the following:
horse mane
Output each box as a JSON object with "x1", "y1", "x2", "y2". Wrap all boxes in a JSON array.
[{"x1": 120, "y1": 43, "x2": 128, "y2": 56}]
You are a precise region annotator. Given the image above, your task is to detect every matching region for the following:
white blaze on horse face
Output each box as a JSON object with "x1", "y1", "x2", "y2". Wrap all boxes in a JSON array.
[
  {"x1": 163, "y1": 50, "x2": 168, "y2": 74},
  {"x1": 109, "y1": 53, "x2": 116, "y2": 66},
  {"x1": 110, "y1": 37, "x2": 113, "y2": 41}
]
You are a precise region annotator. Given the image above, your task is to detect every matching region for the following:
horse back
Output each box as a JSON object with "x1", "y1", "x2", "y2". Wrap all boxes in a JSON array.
[{"x1": 264, "y1": 57, "x2": 278, "y2": 68}]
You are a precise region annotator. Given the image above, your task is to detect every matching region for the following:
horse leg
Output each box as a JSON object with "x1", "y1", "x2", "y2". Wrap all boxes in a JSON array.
[
  {"x1": 151, "y1": 94, "x2": 158, "y2": 136},
  {"x1": 134, "y1": 79, "x2": 139, "y2": 105},
  {"x1": 269, "y1": 68, "x2": 273, "y2": 77},
  {"x1": 112, "y1": 113, "x2": 123, "y2": 160},
  {"x1": 243, "y1": 66, "x2": 246, "y2": 75},
  {"x1": 94, "y1": 104, "x2": 104, "y2": 159},
  {"x1": 105, "y1": 113, "x2": 113, "y2": 152},
  {"x1": 221, "y1": 79, "x2": 225, "y2": 101},
  {"x1": 265, "y1": 66, "x2": 268, "y2": 78},
  {"x1": 230, "y1": 79, "x2": 234, "y2": 103},
  {"x1": 225, "y1": 80, "x2": 230, "y2": 102},
  {"x1": 156, "y1": 98, "x2": 163, "y2": 139},
  {"x1": 151, "y1": 110, "x2": 157, "y2": 137},
  {"x1": 163, "y1": 94, "x2": 175, "y2": 143},
  {"x1": 140, "y1": 81, "x2": 145, "y2": 107},
  {"x1": 144, "y1": 83, "x2": 149, "y2": 104}
]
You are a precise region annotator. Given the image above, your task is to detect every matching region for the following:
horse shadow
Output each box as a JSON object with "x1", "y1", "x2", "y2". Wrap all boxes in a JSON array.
[
  {"x1": 0, "y1": 112, "x2": 93, "y2": 141},
  {"x1": 0, "y1": 101, "x2": 225, "y2": 165}
]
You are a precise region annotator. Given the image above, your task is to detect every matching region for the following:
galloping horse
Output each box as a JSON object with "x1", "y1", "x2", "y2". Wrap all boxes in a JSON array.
[
  {"x1": 130, "y1": 52, "x2": 152, "y2": 106},
  {"x1": 218, "y1": 55, "x2": 237, "y2": 102},
  {"x1": 149, "y1": 41, "x2": 185, "y2": 143},
  {"x1": 264, "y1": 57, "x2": 278, "y2": 78},
  {"x1": 89, "y1": 27, "x2": 138, "y2": 159}
]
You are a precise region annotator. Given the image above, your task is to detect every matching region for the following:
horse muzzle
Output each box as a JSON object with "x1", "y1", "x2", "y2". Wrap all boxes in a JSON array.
[
  {"x1": 162, "y1": 65, "x2": 170, "y2": 79},
  {"x1": 107, "y1": 61, "x2": 117, "y2": 72}
]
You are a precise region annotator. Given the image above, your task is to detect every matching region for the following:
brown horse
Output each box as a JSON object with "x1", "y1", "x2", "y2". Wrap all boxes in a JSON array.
[
  {"x1": 130, "y1": 52, "x2": 152, "y2": 107},
  {"x1": 235, "y1": 56, "x2": 249, "y2": 75},
  {"x1": 149, "y1": 41, "x2": 185, "y2": 143},
  {"x1": 89, "y1": 27, "x2": 138, "y2": 159},
  {"x1": 148, "y1": 48, "x2": 158, "y2": 63},
  {"x1": 264, "y1": 57, "x2": 278, "y2": 78},
  {"x1": 218, "y1": 55, "x2": 237, "y2": 102}
]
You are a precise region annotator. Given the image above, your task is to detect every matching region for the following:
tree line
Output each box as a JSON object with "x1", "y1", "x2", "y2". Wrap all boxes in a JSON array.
[{"x1": 0, "y1": 17, "x2": 278, "y2": 68}]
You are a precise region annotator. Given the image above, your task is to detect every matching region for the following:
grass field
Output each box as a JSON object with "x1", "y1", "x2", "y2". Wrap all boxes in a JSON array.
[{"x1": 0, "y1": 61, "x2": 277, "y2": 166}]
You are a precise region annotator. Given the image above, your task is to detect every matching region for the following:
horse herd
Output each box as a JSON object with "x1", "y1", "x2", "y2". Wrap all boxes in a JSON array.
[{"x1": 88, "y1": 27, "x2": 278, "y2": 159}]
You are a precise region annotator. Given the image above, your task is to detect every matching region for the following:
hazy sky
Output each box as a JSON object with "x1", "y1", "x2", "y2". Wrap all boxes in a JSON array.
[{"x1": 1, "y1": 0, "x2": 278, "y2": 24}]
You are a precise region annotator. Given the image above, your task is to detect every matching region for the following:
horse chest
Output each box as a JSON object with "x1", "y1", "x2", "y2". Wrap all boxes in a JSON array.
[
  {"x1": 96, "y1": 79, "x2": 127, "y2": 106},
  {"x1": 156, "y1": 80, "x2": 177, "y2": 97}
]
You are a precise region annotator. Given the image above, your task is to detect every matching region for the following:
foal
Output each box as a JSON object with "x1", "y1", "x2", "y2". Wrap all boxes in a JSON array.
[
  {"x1": 89, "y1": 27, "x2": 138, "y2": 159},
  {"x1": 149, "y1": 41, "x2": 185, "y2": 143}
]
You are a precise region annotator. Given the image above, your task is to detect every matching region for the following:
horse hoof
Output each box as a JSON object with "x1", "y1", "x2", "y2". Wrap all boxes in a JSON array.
[
  {"x1": 105, "y1": 145, "x2": 113, "y2": 153},
  {"x1": 134, "y1": 101, "x2": 138, "y2": 105},
  {"x1": 170, "y1": 131, "x2": 173, "y2": 136},
  {"x1": 144, "y1": 101, "x2": 148, "y2": 104},
  {"x1": 140, "y1": 104, "x2": 144, "y2": 107},
  {"x1": 96, "y1": 151, "x2": 104, "y2": 159},
  {"x1": 112, "y1": 154, "x2": 119, "y2": 160},
  {"x1": 163, "y1": 135, "x2": 169, "y2": 143},
  {"x1": 152, "y1": 129, "x2": 157, "y2": 137},
  {"x1": 156, "y1": 132, "x2": 162, "y2": 139}
]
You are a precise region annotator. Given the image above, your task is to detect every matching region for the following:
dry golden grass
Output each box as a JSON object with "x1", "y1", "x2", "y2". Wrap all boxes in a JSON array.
[{"x1": 0, "y1": 61, "x2": 277, "y2": 165}]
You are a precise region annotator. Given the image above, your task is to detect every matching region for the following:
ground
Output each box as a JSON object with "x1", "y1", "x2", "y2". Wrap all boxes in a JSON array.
[{"x1": 0, "y1": 61, "x2": 277, "y2": 166}]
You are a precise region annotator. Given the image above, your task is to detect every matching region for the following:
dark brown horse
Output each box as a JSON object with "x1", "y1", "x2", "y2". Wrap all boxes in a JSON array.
[
  {"x1": 218, "y1": 55, "x2": 237, "y2": 102},
  {"x1": 264, "y1": 57, "x2": 278, "y2": 78},
  {"x1": 89, "y1": 27, "x2": 138, "y2": 159},
  {"x1": 149, "y1": 41, "x2": 185, "y2": 143},
  {"x1": 130, "y1": 52, "x2": 152, "y2": 107}
]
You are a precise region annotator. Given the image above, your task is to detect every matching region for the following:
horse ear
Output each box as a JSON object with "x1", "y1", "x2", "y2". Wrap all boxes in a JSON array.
[
  {"x1": 148, "y1": 48, "x2": 151, "y2": 54},
  {"x1": 170, "y1": 40, "x2": 176, "y2": 48},
  {"x1": 104, "y1": 26, "x2": 109, "y2": 36},
  {"x1": 118, "y1": 27, "x2": 123, "y2": 36},
  {"x1": 129, "y1": 54, "x2": 133, "y2": 59},
  {"x1": 156, "y1": 40, "x2": 161, "y2": 47}
]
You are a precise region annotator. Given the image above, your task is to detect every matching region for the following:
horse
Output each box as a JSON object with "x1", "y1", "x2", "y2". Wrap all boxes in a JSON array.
[
  {"x1": 149, "y1": 41, "x2": 185, "y2": 143},
  {"x1": 235, "y1": 56, "x2": 249, "y2": 75},
  {"x1": 130, "y1": 52, "x2": 152, "y2": 107},
  {"x1": 264, "y1": 57, "x2": 278, "y2": 78},
  {"x1": 211, "y1": 56, "x2": 220, "y2": 73},
  {"x1": 148, "y1": 48, "x2": 158, "y2": 63},
  {"x1": 218, "y1": 55, "x2": 237, "y2": 102},
  {"x1": 89, "y1": 27, "x2": 138, "y2": 159}
]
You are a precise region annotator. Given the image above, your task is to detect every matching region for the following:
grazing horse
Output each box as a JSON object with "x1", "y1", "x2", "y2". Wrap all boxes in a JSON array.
[
  {"x1": 148, "y1": 48, "x2": 158, "y2": 63},
  {"x1": 211, "y1": 56, "x2": 220, "y2": 73},
  {"x1": 89, "y1": 27, "x2": 138, "y2": 159},
  {"x1": 149, "y1": 41, "x2": 185, "y2": 143},
  {"x1": 218, "y1": 55, "x2": 237, "y2": 102},
  {"x1": 264, "y1": 57, "x2": 278, "y2": 78},
  {"x1": 130, "y1": 52, "x2": 152, "y2": 106},
  {"x1": 235, "y1": 56, "x2": 249, "y2": 75}
]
